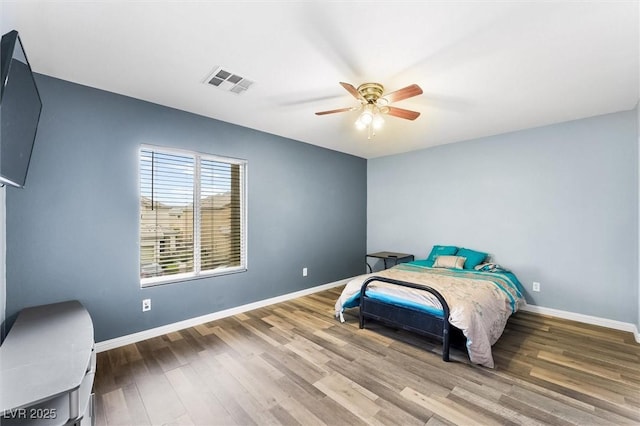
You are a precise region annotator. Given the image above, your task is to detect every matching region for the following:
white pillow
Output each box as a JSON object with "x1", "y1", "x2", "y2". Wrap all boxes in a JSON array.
[{"x1": 433, "y1": 255, "x2": 466, "y2": 269}]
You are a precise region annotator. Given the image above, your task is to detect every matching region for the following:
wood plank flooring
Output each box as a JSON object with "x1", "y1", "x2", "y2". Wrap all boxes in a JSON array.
[{"x1": 94, "y1": 287, "x2": 640, "y2": 425}]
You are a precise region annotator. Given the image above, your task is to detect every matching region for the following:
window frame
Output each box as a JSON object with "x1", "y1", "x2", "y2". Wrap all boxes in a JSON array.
[{"x1": 139, "y1": 144, "x2": 248, "y2": 287}]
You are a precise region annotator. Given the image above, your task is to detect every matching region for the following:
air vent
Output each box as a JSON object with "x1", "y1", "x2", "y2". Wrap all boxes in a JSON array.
[{"x1": 205, "y1": 67, "x2": 253, "y2": 95}]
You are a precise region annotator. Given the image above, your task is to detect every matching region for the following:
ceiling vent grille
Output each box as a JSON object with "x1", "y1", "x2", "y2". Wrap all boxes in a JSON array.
[{"x1": 205, "y1": 67, "x2": 253, "y2": 95}]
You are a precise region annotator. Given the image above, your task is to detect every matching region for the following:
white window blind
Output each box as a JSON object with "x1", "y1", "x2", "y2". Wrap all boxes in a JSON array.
[{"x1": 139, "y1": 146, "x2": 247, "y2": 286}]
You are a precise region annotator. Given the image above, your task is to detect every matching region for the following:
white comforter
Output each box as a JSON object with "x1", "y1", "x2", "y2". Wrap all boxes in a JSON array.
[{"x1": 335, "y1": 264, "x2": 525, "y2": 368}]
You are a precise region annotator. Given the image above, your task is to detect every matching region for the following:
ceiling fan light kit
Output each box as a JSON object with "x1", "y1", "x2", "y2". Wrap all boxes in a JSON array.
[
  {"x1": 355, "y1": 102, "x2": 384, "y2": 139},
  {"x1": 315, "y1": 81, "x2": 423, "y2": 140}
]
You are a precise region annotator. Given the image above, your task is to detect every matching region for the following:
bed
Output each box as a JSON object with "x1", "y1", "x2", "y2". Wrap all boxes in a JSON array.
[{"x1": 334, "y1": 247, "x2": 526, "y2": 368}]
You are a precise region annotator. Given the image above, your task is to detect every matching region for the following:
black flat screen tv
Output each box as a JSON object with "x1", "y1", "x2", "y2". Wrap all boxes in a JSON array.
[{"x1": 0, "y1": 30, "x2": 42, "y2": 188}]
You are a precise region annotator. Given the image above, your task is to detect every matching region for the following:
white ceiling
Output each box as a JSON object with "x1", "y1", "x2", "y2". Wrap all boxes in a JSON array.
[{"x1": 2, "y1": 1, "x2": 639, "y2": 159}]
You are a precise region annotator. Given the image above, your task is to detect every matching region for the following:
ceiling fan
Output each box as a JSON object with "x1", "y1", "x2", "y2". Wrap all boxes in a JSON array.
[{"x1": 315, "y1": 82, "x2": 423, "y2": 138}]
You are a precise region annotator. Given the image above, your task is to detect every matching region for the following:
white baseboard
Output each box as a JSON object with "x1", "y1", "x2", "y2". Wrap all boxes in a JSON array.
[
  {"x1": 521, "y1": 304, "x2": 640, "y2": 344},
  {"x1": 95, "y1": 278, "x2": 350, "y2": 353},
  {"x1": 96, "y1": 279, "x2": 640, "y2": 352}
]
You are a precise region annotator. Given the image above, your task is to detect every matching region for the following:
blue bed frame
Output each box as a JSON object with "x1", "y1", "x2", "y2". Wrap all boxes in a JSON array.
[{"x1": 359, "y1": 276, "x2": 466, "y2": 362}]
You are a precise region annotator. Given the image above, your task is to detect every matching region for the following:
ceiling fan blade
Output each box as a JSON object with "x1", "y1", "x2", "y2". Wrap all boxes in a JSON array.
[
  {"x1": 386, "y1": 106, "x2": 421, "y2": 121},
  {"x1": 382, "y1": 84, "x2": 423, "y2": 104},
  {"x1": 339, "y1": 82, "x2": 364, "y2": 100},
  {"x1": 315, "y1": 107, "x2": 357, "y2": 116}
]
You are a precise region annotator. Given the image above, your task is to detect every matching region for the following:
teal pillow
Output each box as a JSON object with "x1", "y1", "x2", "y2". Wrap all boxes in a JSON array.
[
  {"x1": 456, "y1": 247, "x2": 487, "y2": 269},
  {"x1": 425, "y1": 245, "x2": 458, "y2": 266}
]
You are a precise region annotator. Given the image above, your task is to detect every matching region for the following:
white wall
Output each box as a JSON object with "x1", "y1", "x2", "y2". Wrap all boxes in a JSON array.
[{"x1": 368, "y1": 109, "x2": 638, "y2": 325}]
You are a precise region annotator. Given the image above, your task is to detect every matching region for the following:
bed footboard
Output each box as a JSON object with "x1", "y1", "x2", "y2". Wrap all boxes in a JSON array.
[{"x1": 359, "y1": 276, "x2": 457, "y2": 362}]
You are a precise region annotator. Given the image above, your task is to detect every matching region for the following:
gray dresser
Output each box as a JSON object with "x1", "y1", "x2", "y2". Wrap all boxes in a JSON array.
[{"x1": 0, "y1": 301, "x2": 95, "y2": 425}]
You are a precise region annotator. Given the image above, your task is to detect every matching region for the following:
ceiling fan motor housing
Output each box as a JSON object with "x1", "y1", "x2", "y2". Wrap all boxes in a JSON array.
[{"x1": 357, "y1": 83, "x2": 385, "y2": 102}]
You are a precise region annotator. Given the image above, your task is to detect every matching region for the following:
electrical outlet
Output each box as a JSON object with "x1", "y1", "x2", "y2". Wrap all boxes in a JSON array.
[
  {"x1": 303, "y1": 267, "x2": 308, "y2": 277},
  {"x1": 532, "y1": 282, "x2": 541, "y2": 292},
  {"x1": 142, "y1": 298, "x2": 151, "y2": 312}
]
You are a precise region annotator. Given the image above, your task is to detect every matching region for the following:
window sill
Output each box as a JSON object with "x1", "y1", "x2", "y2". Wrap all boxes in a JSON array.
[{"x1": 140, "y1": 266, "x2": 247, "y2": 288}]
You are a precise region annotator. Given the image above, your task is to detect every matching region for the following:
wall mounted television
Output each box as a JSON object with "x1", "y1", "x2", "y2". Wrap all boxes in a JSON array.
[{"x1": 0, "y1": 30, "x2": 42, "y2": 188}]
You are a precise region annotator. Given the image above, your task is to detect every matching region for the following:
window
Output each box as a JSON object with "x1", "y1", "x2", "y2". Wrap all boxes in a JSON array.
[{"x1": 139, "y1": 146, "x2": 247, "y2": 286}]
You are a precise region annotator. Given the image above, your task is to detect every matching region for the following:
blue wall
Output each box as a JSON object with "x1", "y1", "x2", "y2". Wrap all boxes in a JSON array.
[
  {"x1": 368, "y1": 109, "x2": 639, "y2": 324},
  {"x1": 5, "y1": 74, "x2": 367, "y2": 342},
  {"x1": 5, "y1": 73, "x2": 637, "y2": 341}
]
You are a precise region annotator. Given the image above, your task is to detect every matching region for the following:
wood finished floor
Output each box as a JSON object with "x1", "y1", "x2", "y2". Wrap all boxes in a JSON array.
[{"x1": 94, "y1": 286, "x2": 640, "y2": 425}]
